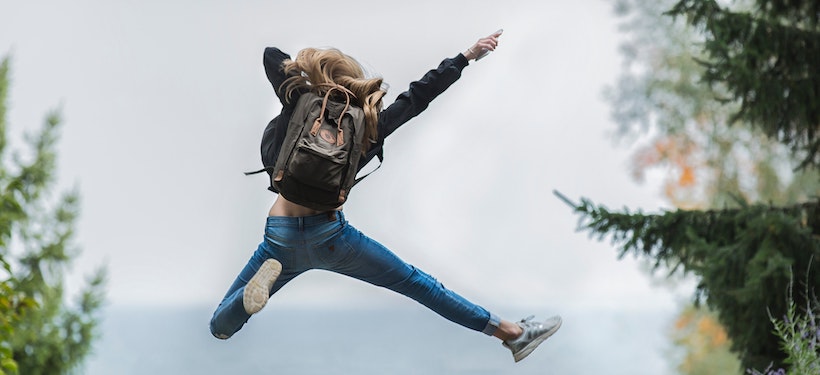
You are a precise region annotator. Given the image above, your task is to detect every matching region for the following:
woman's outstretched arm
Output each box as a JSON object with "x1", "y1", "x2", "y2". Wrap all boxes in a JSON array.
[{"x1": 360, "y1": 31, "x2": 504, "y2": 166}]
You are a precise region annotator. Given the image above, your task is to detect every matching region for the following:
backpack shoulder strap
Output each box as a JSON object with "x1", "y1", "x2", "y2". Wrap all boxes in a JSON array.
[
  {"x1": 244, "y1": 167, "x2": 273, "y2": 176},
  {"x1": 352, "y1": 149, "x2": 383, "y2": 186}
]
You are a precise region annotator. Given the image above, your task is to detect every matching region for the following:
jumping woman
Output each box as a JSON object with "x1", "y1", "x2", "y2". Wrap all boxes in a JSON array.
[{"x1": 209, "y1": 31, "x2": 562, "y2": 363}]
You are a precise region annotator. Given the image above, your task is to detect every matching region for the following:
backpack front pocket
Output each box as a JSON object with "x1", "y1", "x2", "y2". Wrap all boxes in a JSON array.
[{"x1": 287, "y1": 140, "x2": 348, "y2": 191}]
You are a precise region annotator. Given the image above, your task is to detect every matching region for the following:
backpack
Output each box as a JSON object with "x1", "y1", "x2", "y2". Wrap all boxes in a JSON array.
[{"x1": 246, "y1": 84, "x2": 376, "y2": 211}]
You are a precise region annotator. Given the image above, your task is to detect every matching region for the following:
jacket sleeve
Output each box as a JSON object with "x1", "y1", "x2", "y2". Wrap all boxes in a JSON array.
[
  {"x1": 376, "y1": 53, "x2": 470, "y2": 140},
  {"x1": 263, "y1": 47, "x2": 297, "y2": 106},
  {"x1": 358, "y1": 53, "x2": 469, "y2": 168}
]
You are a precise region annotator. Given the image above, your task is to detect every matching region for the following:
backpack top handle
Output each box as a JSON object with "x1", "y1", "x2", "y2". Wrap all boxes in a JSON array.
[{"x1": 311, "y1": 83, "x2": 357, "y2": 147}]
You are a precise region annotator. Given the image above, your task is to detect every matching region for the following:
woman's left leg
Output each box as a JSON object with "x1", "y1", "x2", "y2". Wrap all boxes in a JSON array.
[
  {"x1": 320, "y1": 219, "x2": 501, "y2": 336},
  {"x1": 325, "y1": 220, "x2": 563, "y2": 362}
]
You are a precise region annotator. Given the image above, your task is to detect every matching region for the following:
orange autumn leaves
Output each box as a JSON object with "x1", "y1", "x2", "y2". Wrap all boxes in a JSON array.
[
  {"x1": 631, "y1": 133, "x2": 701, "y2": 208},
  {"x1": 675, "y1": 308, "x2": 729, "y2": 347},
  {"x1": 672, "y1": 306, "x2": 741, "y2": 374}
]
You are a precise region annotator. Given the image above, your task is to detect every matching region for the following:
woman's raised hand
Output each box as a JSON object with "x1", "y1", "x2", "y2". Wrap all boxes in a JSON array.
[{"x1": 463, "y1": 29, "x2": 503, "y2": 61}]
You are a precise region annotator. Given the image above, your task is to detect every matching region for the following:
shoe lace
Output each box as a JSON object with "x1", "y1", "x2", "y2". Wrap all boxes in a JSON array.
[
  {"x1": 516, "y1": 315, "x2": 538, "y2": 337},
  {"x1": 505, "y1": 316, "x2": 538, "y2": 346}
]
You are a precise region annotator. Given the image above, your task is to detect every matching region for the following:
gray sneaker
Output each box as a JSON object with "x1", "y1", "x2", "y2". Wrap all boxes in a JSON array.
[
  {"x1": 502, "y1": 315, "x2": 562, "y2": 362},
  {"x1": 243, "y1": 259, "x2": 282, "y2": 315}
]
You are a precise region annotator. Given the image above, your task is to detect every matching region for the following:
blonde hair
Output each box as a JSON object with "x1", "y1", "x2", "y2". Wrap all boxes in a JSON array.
[{"x1": 280, "y1": 48, "x2": 386, "y2": 150}]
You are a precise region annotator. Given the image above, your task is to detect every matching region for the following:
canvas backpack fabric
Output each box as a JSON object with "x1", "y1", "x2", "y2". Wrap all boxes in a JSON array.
[{"x1": 246, "y1": 84, "x2": 376, "y2": 211}]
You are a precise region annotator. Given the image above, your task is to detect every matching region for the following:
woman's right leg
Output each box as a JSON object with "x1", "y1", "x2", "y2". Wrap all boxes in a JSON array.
[
  {"x1": 209, "y1": 221, "x2": 307, "y2": 339},
  {"x1": 209, "y1": 242, "x2": 278, "y2": 339}
]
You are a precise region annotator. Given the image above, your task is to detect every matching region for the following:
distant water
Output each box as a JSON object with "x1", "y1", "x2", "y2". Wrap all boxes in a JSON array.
[{"x1": 82, "y1": 305, "x2": 675, "y2": 375}]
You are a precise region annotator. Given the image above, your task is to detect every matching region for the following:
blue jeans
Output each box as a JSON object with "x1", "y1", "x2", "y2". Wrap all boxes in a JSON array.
[{"x1": 210, "y1": 211, "x2": 500, "y2": 339}]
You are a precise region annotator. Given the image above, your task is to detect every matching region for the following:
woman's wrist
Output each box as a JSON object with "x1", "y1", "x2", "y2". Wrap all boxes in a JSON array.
[{"x1": 463, "y1": 47, "x2": 478, "y2": 61}]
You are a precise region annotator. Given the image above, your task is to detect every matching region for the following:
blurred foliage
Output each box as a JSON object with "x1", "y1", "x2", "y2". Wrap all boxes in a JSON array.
[
  {"x1": 668, "y1": 0, "x2": 819, "y2": 170},
  {"x1": 605, "y1": 0, "x2": 818, "y2": 209},
  {"x1": 0, "y1": 53, "x2": 26, "y2": 375},
  {"x1": 564, "y1": 0, "x2": 820, "y2": 372},
  {"x1": 556, "y1": 191, "x2": 819, "y2": 371},
  {"x1": 672, "y1": 305, "x2": 742, "y2": 374},
  {"x1": 0, "y1": 55, "x2": 106, "y2": 375},
  {"x1": 748, "y1": 286, "x2": 819, "y2": 375}
]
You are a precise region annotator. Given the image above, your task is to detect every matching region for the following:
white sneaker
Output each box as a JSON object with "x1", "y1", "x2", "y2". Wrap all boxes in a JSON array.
[
  {"x1": 242, "y1": 259, "x2": 282, "y2": 315},
  {"x1": 502, "y1": 315, "x2": 562, "y2": 362}
]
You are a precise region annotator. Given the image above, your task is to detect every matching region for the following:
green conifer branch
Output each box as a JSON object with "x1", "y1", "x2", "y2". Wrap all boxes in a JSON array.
[
  {"x1": 666, "y1": 0, "x2": 820, "y2": 169},
  {"x1": 556, "y1": 189, "x2": 819, "y2": 369}
]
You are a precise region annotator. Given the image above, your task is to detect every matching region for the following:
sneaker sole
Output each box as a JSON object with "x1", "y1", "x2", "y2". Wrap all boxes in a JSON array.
[
  {"x1": 514, "y1": 317, "x2": 562, "y2": 363},
  {"x1": 243, "y1": 259, "x2": 282, "y2": 315}
]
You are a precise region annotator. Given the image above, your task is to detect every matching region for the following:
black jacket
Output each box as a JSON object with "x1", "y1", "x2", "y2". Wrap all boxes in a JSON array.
[{"x1": 259, "y1": 47, "x2": 470, "y2": 192}]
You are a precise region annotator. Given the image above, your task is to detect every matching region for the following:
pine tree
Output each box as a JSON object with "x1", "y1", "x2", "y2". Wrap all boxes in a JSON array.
[
  {"x1": 556, "y1": 193, "x2": 818, "y2": 370},
  {"x1": 0, "y1": 55, "x2": 106, "y2": 375},
  {"x1": 0, "y1": 54, "x2": 32, "y2": 375},
  {"x1": 667, "y1": 0, "x2": 819, "y2": 170},
  {"x1": 562, "y1": 0, "x2": 820, "y2": 371},
  {"x1": 607, "y1": 0, "x2": 817, "y2": 209}
]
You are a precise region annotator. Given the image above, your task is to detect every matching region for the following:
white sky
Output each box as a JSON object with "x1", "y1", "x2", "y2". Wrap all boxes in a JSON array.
[{"x1": 1, "y1": 0, "x2": 691, "y2": 314}]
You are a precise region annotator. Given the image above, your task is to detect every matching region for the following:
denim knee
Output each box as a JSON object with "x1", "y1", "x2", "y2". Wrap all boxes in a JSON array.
[
  {"x1": 209, "y1": 315, "x2": 232, "y2": 340},
  {"x1": 388, "y1": 267, "x2": 440, "y2": 299},
  {"x1": 388, "y1": 267, "x2": 492, "y2": 333},
  {"x1": 209, "y1": 294, "x2": 250, "y2": 340}
]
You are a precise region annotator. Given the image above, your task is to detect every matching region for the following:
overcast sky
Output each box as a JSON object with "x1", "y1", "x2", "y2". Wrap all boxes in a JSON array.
[{"x1": 1, "y1": 0, "x2": 689, "y2": 315}]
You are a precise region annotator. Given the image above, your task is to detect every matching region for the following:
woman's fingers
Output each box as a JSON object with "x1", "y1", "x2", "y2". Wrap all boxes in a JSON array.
[
  {"x1": 477, "y1": 37, "x2": 498, "y2": 51},
  {"x1": 464, "y1": 30, "x2": 503, "y2": 60},
  {"x1": 480, "y1": 31, "x2": 502, "y2": 49}
]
